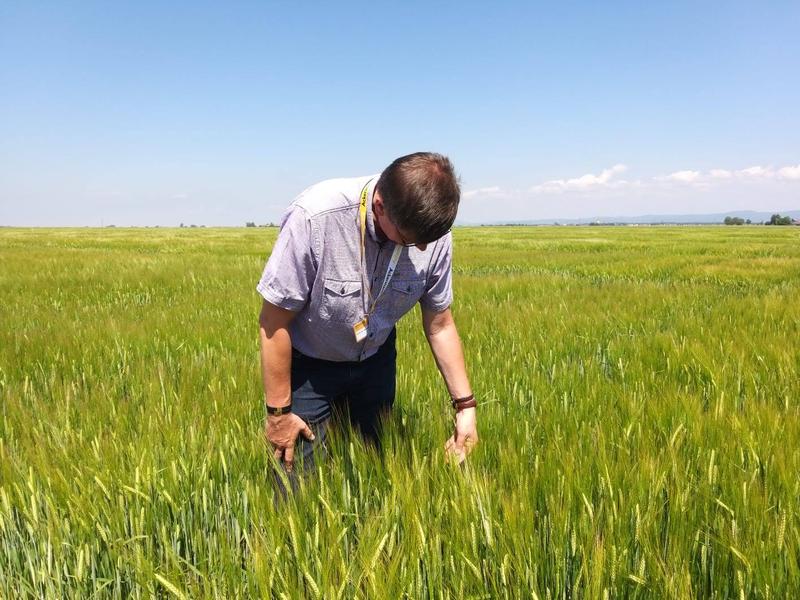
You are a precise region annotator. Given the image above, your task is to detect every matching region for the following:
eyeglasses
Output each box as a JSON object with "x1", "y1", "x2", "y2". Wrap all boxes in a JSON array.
[
  {"x1": 386, "y1": 209, "x2": 451, "y2": 247},
  {"x1": 388, "y1": 217, "x2": 419, "y2": 247},
  {"x1": 397, "y1": 232, "x2": 417, "y2": 248},
  {"x1": 397, "y1": 228, "x2": 451, "y2": 248}
]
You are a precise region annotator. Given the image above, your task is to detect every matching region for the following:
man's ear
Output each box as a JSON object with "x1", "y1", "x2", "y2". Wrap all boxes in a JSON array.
[{"x1": 373, "y1": 192, "x2": 385, "y2": 216}]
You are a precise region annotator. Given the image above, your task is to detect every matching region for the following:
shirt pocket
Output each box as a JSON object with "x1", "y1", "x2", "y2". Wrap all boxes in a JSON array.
[
  {"x1": 386, "y1": 279, "x2": 426, "y2": 322},
  {"x1": 320, "y1": 278, "x2": 362, "y2": 323}
]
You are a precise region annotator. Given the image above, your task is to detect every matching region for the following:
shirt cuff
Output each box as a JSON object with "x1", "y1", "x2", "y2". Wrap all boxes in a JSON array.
[
  {"x1": 419, "y1": 297, "x2": 452, "y2": 313},
  {"x1": 256, "y1": 283, "x2": 306, "y2": 312}
]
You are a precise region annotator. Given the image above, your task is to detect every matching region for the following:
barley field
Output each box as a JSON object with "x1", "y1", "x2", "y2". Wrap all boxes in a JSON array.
[{"x1": 1, "y1": 225, "x2": 799, "y2": 598}]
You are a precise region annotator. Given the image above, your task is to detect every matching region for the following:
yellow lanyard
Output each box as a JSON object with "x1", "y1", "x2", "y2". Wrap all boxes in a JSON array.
[{"x1": 359, "y1": 182, "x2": 403, "y2": 316}]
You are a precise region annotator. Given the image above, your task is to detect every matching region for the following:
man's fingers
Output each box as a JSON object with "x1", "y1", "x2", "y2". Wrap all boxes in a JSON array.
[
  {"x1": 445, "y1": 445, "x2": 466, "y2": 465},
  {"x1": 445, "y1": 429, "x2": 476, "y2": 464},
  {"x1": 284, "y1": 445, "x2": 295, "y2": 472},
  {"x1": 301, "y1": 422, "x2": 315, "y2": 441},
  {"x1": 445, "y1": 435, "x2": 464, "y2": 465},
  {"x1": 273, "y1": 447, "x2": 283, "y2": 461}
]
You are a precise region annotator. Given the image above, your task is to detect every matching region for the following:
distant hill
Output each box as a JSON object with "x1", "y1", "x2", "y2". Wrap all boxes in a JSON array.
[{"x1": 467, "y1": 209, "x2": 800, "y2": 226}]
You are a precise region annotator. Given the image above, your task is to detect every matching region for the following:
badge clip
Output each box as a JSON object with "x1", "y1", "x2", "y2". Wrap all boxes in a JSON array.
[{"x1": 353, "y1": 317, "x2": 368, "y2": 342}]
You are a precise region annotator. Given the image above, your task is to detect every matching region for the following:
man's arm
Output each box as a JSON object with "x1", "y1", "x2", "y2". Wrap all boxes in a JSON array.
[
  {"x1": 259, "y1": 300, "x2": 296, "y2": 408},
  {"x1": 421, "y1": 306, "x2": 478, "y2": 462},
  {"x1": 259, "y1": 300, "x2": 313, "y2": 471}
]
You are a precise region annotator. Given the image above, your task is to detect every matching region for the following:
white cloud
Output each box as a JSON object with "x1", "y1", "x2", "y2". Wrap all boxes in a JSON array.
[
  {"x1": 462, "y1": 161, "x2": 800, "y2": 217},
  {"x1": 737, "y1": 165, "x2": 774, "y2": 178},
  {"x1": 664, "y1": 170, "x2": 701, "y2": 183},
  {"x1": 531, "y1": 164, "x2": 627, "y2": 193},
  {"x1": 658, "y1": 163, "x2": 798, "y2": 184},
  {"x1": 463, "y1": 186, "x2": 503, "y2": 199},
  {"x1": 778, "y1": 164, "x2": 800, "y2": 180}
]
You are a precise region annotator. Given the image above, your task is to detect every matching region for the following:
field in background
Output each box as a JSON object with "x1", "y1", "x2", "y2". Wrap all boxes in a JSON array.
[{"x1": 1, "y1": 226, "x2": 799, "y2": 598}]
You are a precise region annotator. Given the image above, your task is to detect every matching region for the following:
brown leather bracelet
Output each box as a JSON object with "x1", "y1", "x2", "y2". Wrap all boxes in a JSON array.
[
  {"x1": 454, "y1": 399, "x2": 477, "y2": 411},
  {"x1": 451, "y1": 394, "x2": 476, "y2": 411},
  {"x1": 266, "y1": 403, "x2": 292, "y2": 416}
]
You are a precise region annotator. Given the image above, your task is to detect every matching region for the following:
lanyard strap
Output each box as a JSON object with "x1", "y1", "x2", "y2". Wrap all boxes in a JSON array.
[
  {"x1": 359, "y1": 182, "x2": 403, "y2": 315},
  {"x1": 375, "y1": 245, "x2": 402, "y2": 307}
]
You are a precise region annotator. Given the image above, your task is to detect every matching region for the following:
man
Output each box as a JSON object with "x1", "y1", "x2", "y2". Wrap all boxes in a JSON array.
[{"x1": 257, "y1": 152, "x2": 477, "y2": 482}]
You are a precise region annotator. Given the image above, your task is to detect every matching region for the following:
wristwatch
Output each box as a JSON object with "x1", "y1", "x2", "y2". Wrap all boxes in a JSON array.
[{"x1": 266, "y1": 403, "x2": 292, "y2": 416}]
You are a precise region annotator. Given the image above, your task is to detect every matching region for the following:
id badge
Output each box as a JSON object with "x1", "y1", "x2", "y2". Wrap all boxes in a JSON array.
[{"x1": 353, "y1": 317, "x2": 368, "y2": 342}]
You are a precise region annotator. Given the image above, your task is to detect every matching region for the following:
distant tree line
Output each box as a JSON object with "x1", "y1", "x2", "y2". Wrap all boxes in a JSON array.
[
  {"x1": 724, "y1": 214, "x2": 795, "y2": 226},
  {"x1": 765, "y1": 214, "x2": 793, "y2": 226},
  {"x1": 723, "y1": 216, "x2": 748, "y2": 225}
]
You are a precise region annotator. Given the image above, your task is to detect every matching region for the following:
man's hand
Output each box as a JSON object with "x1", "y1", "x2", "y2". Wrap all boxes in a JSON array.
[
  {"x1": 444, "y1": 406, "x2": 478, "y2": 464},
  {"x1": 265, "y1": 413, "x2": 315, "y2": 472}
]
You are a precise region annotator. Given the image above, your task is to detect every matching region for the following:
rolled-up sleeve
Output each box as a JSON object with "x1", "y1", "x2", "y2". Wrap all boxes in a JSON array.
[
  {"x1": 419, "y1": 233, "x2": 453, "y2": 313},
  {"x1": 256, "y1": 205, "x2": 316, "y2": 311}
]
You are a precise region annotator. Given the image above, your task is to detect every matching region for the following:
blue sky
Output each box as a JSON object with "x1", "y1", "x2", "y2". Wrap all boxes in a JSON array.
[{"x1": 1, "y1": 1, "x2": 798, "y2": 225}]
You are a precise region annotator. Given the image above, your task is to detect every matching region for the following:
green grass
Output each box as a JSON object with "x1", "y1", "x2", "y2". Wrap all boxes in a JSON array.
[{"x1": 1, "y1": 225, "x2": 799, "y2": 598}]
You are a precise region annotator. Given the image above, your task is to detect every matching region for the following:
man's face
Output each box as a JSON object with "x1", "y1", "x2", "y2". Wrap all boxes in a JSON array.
[{"x1": 373, "y1": 192, "x2": 428, "y2": 251}]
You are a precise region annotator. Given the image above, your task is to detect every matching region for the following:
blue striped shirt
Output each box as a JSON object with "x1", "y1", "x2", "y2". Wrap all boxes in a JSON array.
[{"x1": 257, "y1": 174, "x2": 453, "y2": 362}]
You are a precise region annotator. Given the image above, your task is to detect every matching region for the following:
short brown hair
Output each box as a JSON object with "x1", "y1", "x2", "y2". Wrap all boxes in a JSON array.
[{"x1": 376, "y1": 152, "x2": 460, "y2": 244}]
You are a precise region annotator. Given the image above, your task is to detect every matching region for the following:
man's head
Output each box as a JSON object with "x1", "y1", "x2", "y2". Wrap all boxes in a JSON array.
[{"x1": 374, "y1": 152, "x2": 460, "y2": 246}]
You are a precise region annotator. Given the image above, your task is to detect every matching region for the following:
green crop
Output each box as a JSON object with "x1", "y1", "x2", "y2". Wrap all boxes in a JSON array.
[{"x1": 0, "y1": 225, "x2": 798, "y2": 598}]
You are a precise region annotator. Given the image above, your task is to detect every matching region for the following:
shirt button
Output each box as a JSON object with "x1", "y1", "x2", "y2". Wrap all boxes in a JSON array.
[{"x1": 340, "y1": 286, "x2": 345, "y2": 293}]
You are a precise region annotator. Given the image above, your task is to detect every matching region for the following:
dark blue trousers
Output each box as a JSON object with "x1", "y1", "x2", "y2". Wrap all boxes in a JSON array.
[{"x1": 276, "y1": 328, "x2": 397, "y2": 492}]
